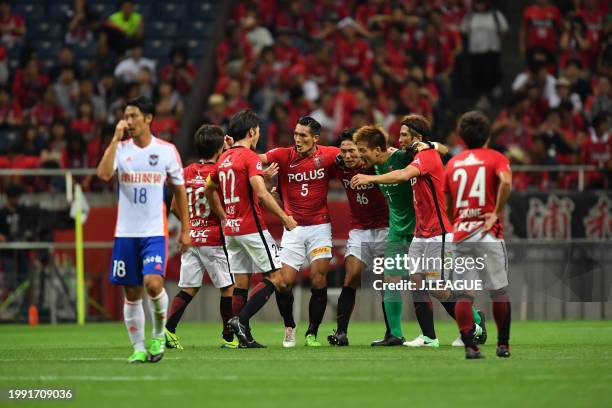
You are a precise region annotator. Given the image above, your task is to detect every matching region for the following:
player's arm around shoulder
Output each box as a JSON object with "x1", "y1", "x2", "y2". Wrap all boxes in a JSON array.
[{"x1": 97, "y1": 120, "x2": 127, "y2": 181}]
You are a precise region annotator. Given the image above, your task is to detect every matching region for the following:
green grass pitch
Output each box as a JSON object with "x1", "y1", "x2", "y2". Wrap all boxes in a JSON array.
[{"x1": 1, "y1": 321, "x2": 611, "y2": 407}]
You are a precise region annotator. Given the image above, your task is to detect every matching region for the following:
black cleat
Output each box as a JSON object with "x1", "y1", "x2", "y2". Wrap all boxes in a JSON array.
[
  {"x1": 475, "y1": 310, "x2": 487, "y2": 345},
  {"x1": 239, "y1": 340, "x2": 267, "y2": 348},
  {"x1": 496, "y1": 345, "x2": 511, "y2": 358},
  {"x1": 328, "y1": 331, "x2": 349, "y2": 346},
  {"x1": 465, "y1": 347, "x2": 485, "y2": 359},
  {"x1": 228, "y1": 317, "x2": 250, "y2": 347},
  {"x1": 371, "y1": 335, "x2": 405, "y2": 347}
]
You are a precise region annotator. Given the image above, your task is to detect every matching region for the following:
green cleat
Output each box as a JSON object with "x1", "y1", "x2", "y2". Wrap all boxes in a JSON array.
[
  {"x1": 164, "y1": 327, "x2": 183, "y2": 350},
  {"x1": 148, "y1": 337, "x2": 165, "y2": 363},
  {"x1": 127, "y1": 351, "x2": 147, "y2": 364},
  {"x1": 305, "y1": 334, "x2": 321, "y2": 347},
  {"x1": 220, "y1": 338, "x2": 239, "y2": 349}
]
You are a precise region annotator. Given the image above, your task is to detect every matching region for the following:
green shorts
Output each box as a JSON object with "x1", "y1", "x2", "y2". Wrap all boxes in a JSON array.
[{"x1": 384, "y1": 232, "x2": 413, "y2": 277}]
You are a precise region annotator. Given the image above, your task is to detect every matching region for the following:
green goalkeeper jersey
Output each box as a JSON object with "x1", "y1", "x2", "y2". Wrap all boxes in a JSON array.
[{"x1": 374, "y1": 149, "x2": 415, "y2": 241}]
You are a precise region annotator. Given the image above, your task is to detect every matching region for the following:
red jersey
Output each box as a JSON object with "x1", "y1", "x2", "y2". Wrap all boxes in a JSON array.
[
  {"x1": 522, "y1": 5, "x2": 561, "y2": 52},
  {"x1": 184, "y1": 162, "x2": 222, "y2": 246},
  {"x1": 266, "y1": 145, "x2": 340, "y2": 226},
  {"x1": 210, "y1": 146, "x2": 266, "y2": 236},
  {"x1": 409, "y1": 149, "x2": 452, "y2": 238},
  {"x1": 332, "y1": 164, "x2": 388, "y2": 230},
  {"x1": 582, "y1": 129, "x2": 611, "y2": 168},
  {"x1": 445, "y1": 148, "x2": 511, "y2": 241}
]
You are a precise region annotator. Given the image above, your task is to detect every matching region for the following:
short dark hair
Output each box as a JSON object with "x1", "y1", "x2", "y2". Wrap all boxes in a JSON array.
[
  {"x1": 297, "y1": 116, "x2": 321, "y2": 136},
  {"x1": 339, "y1": 128, "x2": 357, "y2": 144},
  {"x1": 400, "y1": 114, "x2": 432, "y2": 141},
  {"x1": 125, "y1": 96, "x2": 154, "y2": 117},
  {"x1": 592, "y1": 110, "x2": 610, "y2": 129},
  {"x1": 228, "y1": 109, "x2": 259, "y2": 141},
  {"x1": 194, "y1": 124, "x2": 225, "y2": 160},
  {"x1": 458, "y1": 111, "x2": 491, "y2": 149},
  {"x1": 353, "y1": 125, "x2": 387, "y2": 150}
]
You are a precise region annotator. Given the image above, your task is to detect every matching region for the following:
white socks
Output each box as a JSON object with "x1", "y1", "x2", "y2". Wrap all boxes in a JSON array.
[
  {"x1": 124, "y1": 299, "x2": 146, "y2": 352},
  {"x1": 148, "y1": 289, "x2": 168, "y2": 339}
]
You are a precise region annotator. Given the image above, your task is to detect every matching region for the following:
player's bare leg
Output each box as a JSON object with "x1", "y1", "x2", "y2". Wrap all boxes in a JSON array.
[
  {"x1": 229, "y1": 270, "x2": 286, "y2": 348},
  {"x1": 329, "y1": 255, "x2": 363, "y2": 346},
  {"x1": 304, "y1": 258, "x2": 330, "y2": 346},
  {"x1": 165, "y1": 286, "x2": 198, "y2": 349},
  {"x1": 143, "y1": 274, "x2": 168, "y2": 362}
]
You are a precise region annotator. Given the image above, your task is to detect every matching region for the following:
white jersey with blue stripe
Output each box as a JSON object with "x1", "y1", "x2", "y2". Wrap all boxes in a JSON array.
[{"x1": 113, "y1": 136, "x2": 184, "y2": 237}]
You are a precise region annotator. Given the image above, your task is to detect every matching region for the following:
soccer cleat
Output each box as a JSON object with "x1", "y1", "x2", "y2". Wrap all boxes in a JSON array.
[
  {"x1": 220, "y1": 338, "x2": 239, "y2": 349},
  {"x1": 496, "y1": 345, "x2": 511, "y2": 358},
  {"x1": 164, "y1": 327, "x2": 183, "y2": 350},
  {"x1": 305, "y1": 334, "x2": 321, "y2": 347},
  {"x1": 127, "y1": 350, "x2": 147, "y2": 364},
  {"x1": 475, "y1": 311, "x2": 487, "y2": 345},
  {"x1": 327, "y1": 331, "x2": 349, "y2": 346},
  {"x1": 465, "y1": 347, "x2": 484, "y2": 359},
  {"x1": 371, "y1": 335, "x2": 405, "y2": 346},
  {"x1": 370, "y1": 332, "x2": 391, "y2": 346},
  {"x1": 148, "y1": 337, "x2": 165, "y2": 363},
  {"x1": 453, "y1": 324, "x2": 482, "y2": 347},
  {"x1": 451, "y1": 336, "x2": 464, "y2": 347},
  {"x1": 239, "y1": 340, "x2": 266, "y2": 348},
  {"x1": 403, "y1": 335, "x2": 440, "y2": 348},
  {"x1": 228, "y1": 317, "x2": 249, "y2": 346},
  {"x1": 229, "y1": 317, "x2": 266, "y2": 348},
  {"x1": 283, "y1": 326, "x2": 297, "y2": 348}
]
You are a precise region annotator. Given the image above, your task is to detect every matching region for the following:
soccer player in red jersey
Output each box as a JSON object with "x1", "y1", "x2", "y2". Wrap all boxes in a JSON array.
[
  {"x1": 445, "y1": 111, "x2": 513, "y2": 358},
  {"x1": 206, "y1": 110, "x2": 297, "y2": 348},
  {"x1": 352, "y1": 115, "x2": 485, "y2": 352},
  {"x1": 164, "y1": 125, "x2": 237, "y2": 350},
  {"x1": 327, "y1": 129, "x2": 390, "y2": 346},
  {"x1": 259, "y1": 116, "x2": 340, "y2": 347}
]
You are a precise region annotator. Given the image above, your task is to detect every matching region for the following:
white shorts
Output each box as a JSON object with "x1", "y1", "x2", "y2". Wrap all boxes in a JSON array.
[
  {"x1": 408, "y1": 233, "x2": 454, "y2": 280},
  {"x1": 346, "y1": 228, "x2": 388, "y2": 272},
  {"x1": 453, "y1": 232, "x2": 508, "y2": 290},
  {"x1": 280, "y1": 223, "x2": 332, "y2": 271},
  {"x1": 179, "y1": 246, "x2": 233, "y2": 289},
  {"x1": 225, "y1": 230, "x2": 282, "y2": 274}
]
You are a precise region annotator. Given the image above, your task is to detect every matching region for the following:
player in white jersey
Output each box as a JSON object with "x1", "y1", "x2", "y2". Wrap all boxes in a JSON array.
[{"x1": 97, "y1": 97, "x2": 191, "y2": 363}]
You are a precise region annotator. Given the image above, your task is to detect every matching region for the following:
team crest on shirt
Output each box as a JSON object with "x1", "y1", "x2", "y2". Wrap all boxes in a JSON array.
[
  {"x1": 313, "y1": 156, "x2": 322, "y2": 169},
  {"x1": 149, "y1": 154, "x2": 159, "y2": 166}
]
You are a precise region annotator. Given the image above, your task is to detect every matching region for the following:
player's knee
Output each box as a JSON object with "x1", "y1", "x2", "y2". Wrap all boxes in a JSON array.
[
  {"x1": 489, "y1": 287, "x2": 508, "y2": 300},
  {"x1": 123, "y1": 285, "x2": 142, "y2": 302},
  {"x1": 344, "y1": 271, "x2": 361, "y2": 289},
  {"x1": 311, "y1": 273, "x2": 327, "y2": 289},
  {"x1": 144, "y1": 276, "x2": 164, "y2": 296},
  {"x1": 220, "y1": 285, "x2": 233, "y2": 297},
  {"x1": 184, "y1": 287, "x2": 199, "y2": 297}
]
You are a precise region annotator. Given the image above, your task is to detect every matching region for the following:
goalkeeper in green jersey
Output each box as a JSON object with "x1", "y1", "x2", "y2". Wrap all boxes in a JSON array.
[{"x1": 352, "y1": 122, "x2": 485, "y2": 347}]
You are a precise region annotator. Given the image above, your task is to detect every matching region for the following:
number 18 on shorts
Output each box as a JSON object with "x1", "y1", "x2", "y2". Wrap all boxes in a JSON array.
[{"x1": 109, "y1": 236, "x2": 167, "y2": 286}]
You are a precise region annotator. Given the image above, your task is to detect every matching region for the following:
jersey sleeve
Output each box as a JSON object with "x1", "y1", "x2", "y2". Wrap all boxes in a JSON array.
[
  {"x1": 166, "y1": 146, "x2": 184, "y2": 185},
  {"x1": 494, "y1": 153, "x2": 511, "y2": 176},
  {"x1": 410, "y1": 149, "x2": 435, "y2": 176},
  {"x1": 208, "y1": 162, "x2": 220, "y2": 185},
  {"x1": 246, "y1": 153, "x2": 265, "y2": 178},
  {"x1": 265, "y1": 148, "x2": 283, "y2": 164}
]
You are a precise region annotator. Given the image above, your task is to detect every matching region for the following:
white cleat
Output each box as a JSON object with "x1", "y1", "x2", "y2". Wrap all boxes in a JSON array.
[
  {"x1": 403, "y1": 334, "x2": 440, "y2": 348},
  {"x1": 452, "y1": 324, "x2": 482, "y2": 346},
  {"x1": 452, "y1": 336, "x2": 464, "y2": 347},
  {"x1": 282, "y1": 326, "x2": 297, "y2": 348}
]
